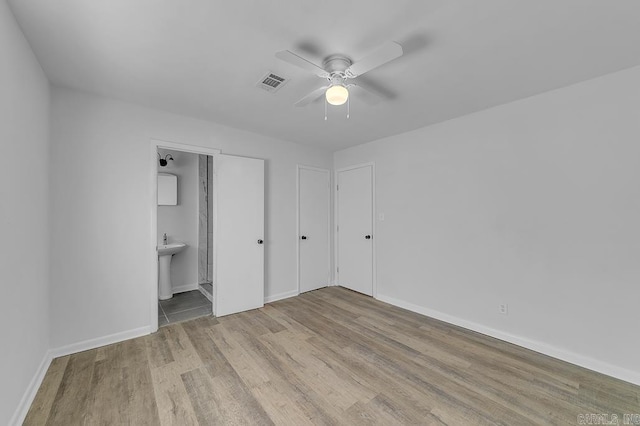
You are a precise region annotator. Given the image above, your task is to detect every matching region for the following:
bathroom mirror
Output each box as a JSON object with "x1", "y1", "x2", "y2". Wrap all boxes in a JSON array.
[{"x1": 158, "y1": 173, "x2": 177, "y2": 205}]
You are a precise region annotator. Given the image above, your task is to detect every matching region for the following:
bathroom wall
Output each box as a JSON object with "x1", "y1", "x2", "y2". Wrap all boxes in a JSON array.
[
  {"x1": 1, "y1": 2, "x2": 51, "y2": 424},
  {"x1": 207, "y1": 156, "x2": 213, "y2": 282},
  {"x1": 197, "y1": 155, "x2": 213, "y2": 285},
  {"x1": 157, "y1": 148, "x2": 199, "y2": 293},
  {"x1": 198, "y1": 155, "x2": 207, "y2": 283}
]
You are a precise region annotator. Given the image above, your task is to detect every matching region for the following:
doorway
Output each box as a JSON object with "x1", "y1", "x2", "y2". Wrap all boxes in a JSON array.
[
  {"x1": 156, "y1": 147, "x2": 213, "y2": 326},
  {"x1": 297, "y1": 165, "x2": 331, "y2": 294},
  {"x1": 336, "y1": 163, "x2": 375, "y2": 296},
  {"x1": 150, "y1": 140, "x2": 265, "y2": 332}
]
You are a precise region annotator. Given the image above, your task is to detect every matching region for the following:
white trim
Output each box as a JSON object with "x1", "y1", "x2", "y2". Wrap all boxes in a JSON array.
[
  {"x1": 150, "y1": 138, "x2": 221, "y2": 334},
  {"x1": 210, "y1": 154, "x2": 219, "y2": 317},
  {"x1": 9, "y1": 351, "x2": 53, "y2": 426},
  {"x1": 49, "y1": 326, "x2": 152, "y2": 359},
  {"x1": 376, "y1": 293, "x2": 640, "y2": 387},
  {"x1": 371, "y1": 164, "x2": 377, "y2": 298},
  {"x1": 333, "y1": 169, "x2": 338, "y2": 291},
  {"x1": 264, "y1": 289, "x2": 299, "y2": 304},
  {"x1": 335, "y1": 161, "x2": 376, "y2": 173},
  {"x1": 196, "y1": 154, "x2": 203, "y2": 290},
  {"x1": 172, "y1": 282, "x2": 200, "y2": 294},
  {"x1": 149, "y1": 142, "x2": 159, "y2": 332},
  {"x1": 296, "y1": 165, "x2": 300, "y2": 295},
  {"x1": 334, "y1": 162, "x2": 377, "y2": 297},
  {"x1": 153, "y1": 139, "x2": 221, "y2": 155},
  {"x1": 296, "y1": 165, "x2": 332, "y2": 295}
]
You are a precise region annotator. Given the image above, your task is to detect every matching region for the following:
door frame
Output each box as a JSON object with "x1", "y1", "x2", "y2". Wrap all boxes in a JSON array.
[
  {"x1": 334, "y1": 162, "x2": 377, "y2": 297},
  {"x1": 296, "y1": 165, "x2": 332, "y2": 295},
  {"x1": 149, "y1": 139, "x2": 221, "y2": 333}
]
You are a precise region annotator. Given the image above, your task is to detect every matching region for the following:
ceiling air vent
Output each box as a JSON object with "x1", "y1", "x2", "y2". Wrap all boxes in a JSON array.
[{"x1": 257, "y1": 71, "x2": 288, "y2": 93}]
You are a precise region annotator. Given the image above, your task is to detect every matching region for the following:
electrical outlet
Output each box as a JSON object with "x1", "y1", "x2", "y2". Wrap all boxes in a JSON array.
[{"x1": 499, "y1": 304, "x2": 508, "y2": 315}]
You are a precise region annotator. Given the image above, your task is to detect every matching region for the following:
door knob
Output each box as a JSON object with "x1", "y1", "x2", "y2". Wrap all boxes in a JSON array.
[
  {"x1": 365, "y1": 235, "x2": 371, "y2": 239},
  {"x1": 301, "y1": 236, "x2": 307, "y2": 240},
  {"x1": 257, "y1": 239, "x2": 264, "y2": 245}
]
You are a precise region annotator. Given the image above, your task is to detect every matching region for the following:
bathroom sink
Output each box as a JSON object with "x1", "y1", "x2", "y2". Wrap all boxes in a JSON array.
[
  {"x1": 157, "y1": 243, "x2": 187, "y2": 300},
  {"x1": 157, "y1": 243, "x2": 186, "y2": 256}
]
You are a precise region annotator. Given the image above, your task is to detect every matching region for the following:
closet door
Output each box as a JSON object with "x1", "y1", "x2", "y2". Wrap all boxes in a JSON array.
[
  {"x1": 215, "y1": 154, "x2": 264, "y2": 316},
  {"x1": 298, "y1": 166, "x2": 330, "y2": 293},
  {"x1": 336, "y1": 164, "x2": 374, "y2": 296}
]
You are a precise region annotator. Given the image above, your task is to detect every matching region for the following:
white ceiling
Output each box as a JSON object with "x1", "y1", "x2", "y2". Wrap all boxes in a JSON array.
[{"x1": 9, "y1": 0, "x2": 640, "y2": 151}]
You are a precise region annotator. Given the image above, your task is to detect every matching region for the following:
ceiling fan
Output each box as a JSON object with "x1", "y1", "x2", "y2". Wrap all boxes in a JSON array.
[{"x1": 275, "y1": 41, "x2": 403, "y2": 108}]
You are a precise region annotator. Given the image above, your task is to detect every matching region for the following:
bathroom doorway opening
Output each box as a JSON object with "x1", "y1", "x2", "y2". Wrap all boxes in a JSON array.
[
  {"x1": 156, "y1": 147, "x2": 215, "y2": 327},
  {"x1": 150, "y1": 140, "x2": 221, "y2": 332}
]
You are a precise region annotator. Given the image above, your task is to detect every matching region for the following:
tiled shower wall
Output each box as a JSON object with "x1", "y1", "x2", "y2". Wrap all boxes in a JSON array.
[
  {"x1": 198, "y1": 155, "x2": 213, "y2": 284},
  {"x1": 197, "y1": 155, "x2": 205, "y2": 283},
  {"x1": 207, "y1": 156, "x2": 213, "y2": 281}
]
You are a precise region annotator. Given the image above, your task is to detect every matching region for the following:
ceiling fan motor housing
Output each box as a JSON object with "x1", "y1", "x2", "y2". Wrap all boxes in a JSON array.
[{"x1": 323, "y1": 55, "x2": 353, "y2": 77}]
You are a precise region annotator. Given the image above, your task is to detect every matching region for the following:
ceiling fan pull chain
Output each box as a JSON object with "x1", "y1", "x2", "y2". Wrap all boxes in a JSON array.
[
  {"x1": 324, "y1": 98, "x2": 328, "y2": 121},
  {"x1": 347, "y1": 96, "x2": 350, "y2": 119}
]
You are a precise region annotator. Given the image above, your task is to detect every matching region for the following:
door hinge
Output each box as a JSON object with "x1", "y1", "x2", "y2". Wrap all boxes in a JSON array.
[
  {"x1": 337, "y1": 267, "x2": 339, "y2": 273},
  {"x1": 336, "y1": 184, "x2": 339, "y2": 191},
  {"x1": 337, "y1": 225, "x2": 339, "y2": 232}
]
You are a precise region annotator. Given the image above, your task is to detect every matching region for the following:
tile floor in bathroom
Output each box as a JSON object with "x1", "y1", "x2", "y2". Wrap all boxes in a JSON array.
[{"x1": 158, "y1": 290, "x2": 211, "y2": 327}]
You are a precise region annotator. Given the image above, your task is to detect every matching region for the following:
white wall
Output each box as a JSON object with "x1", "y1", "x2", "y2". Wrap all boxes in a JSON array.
[
  {"x1": 157, "y1": 148, "x2": 199, "y2": 292},
  {"x1": 0, "y1": 2, "x2": 51, "y2": 424},
  {"x1": 49, "y1": 87, "x2": 333, "y2": 348},
  {"x1": 335, "y1": 66, "x2": 640, "y2": 383}
]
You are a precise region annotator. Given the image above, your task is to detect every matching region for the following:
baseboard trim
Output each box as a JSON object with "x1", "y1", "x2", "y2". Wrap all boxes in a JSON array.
[
  {"x1": 10, "y1": 350, "x2": 53, "y2": 426},
  {"x1": 375, "y1": 293, "x2": 640, "y2": 387},
  {"x1": 172, "y1": 282, "x2": 199, "y2": 294},
  {"x1": 50, "y1": 326, "x2": 151, "y2": 359},
  {"x1": 12, "y1": 324, "x2": 164, "y2": 424},
  {"x1": 264, "y1": 290, "x2": 298, "y2": 304}
]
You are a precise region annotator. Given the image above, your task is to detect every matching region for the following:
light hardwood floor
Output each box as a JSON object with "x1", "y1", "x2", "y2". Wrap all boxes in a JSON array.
[{"x1": 25, "y1": 287, "x2": 639, "y2": 425}]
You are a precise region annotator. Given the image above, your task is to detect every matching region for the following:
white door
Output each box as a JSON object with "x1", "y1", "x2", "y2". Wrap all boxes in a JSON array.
[
  {"x1": 215, "y1": 154, "x2": 264, "y2": 316},
  {"x1": 298, "y1": 166, "x2": 330, "y2": 293},
  {"x1": 337, "y1": 165, "x2": 374, "y2": 296}
]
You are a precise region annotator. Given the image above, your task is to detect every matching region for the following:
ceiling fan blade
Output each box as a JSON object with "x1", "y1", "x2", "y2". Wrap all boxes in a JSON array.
[
  {"x1": 294, "y1": 86, "x2": 329, "y2": 107},
  {"x1": 346, "y1": 41, "x2": 403, "y2": 77},
  {"x1": 276, "y1": 50, "x2": 329, "y2": 78},
  {"x1": 348, "y1": 83, "x2": 382, "y2": 105}
]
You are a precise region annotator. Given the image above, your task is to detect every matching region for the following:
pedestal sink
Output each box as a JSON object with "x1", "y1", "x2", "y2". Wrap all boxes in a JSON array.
[{"x1": 157, "y1": 243, "x2": 186, "y2": 300}]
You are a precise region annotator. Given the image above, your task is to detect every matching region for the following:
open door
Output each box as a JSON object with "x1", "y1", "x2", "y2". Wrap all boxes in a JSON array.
[{"x1": 215, "y1": 154, "x2": 265, "y2": 316}]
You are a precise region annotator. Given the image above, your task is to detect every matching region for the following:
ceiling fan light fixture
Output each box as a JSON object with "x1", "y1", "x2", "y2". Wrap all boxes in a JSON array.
[{"x1": 325, "y1": 84, "x2": 349, "y2": 106}]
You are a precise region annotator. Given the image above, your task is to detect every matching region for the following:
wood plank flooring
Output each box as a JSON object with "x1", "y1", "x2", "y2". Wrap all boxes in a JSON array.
[{"x1": 25, "y1": 287, "x2": 640, "y2": 425}]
